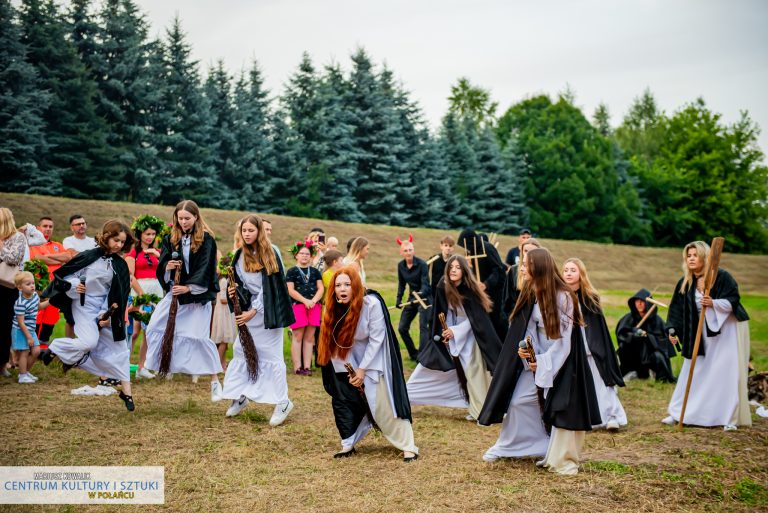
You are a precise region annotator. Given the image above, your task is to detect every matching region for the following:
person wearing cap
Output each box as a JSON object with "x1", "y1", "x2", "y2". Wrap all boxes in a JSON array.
[{"x1": 505, "y1": 228, "x2": 532, "y2": 268}]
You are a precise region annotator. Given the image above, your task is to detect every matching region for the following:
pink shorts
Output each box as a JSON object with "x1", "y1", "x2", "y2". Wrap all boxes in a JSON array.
[{"x1": 291, "y1": 303, "x2": 321, "y2": 329}]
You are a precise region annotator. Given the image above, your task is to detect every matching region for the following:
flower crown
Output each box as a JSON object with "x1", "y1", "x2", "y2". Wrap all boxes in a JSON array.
[
  {"x1": 131, "y1": 215, "x2": 168, "y2": 237},
  {"x1": 289, "y1": 239, "x2": 317, "y2": 257}
]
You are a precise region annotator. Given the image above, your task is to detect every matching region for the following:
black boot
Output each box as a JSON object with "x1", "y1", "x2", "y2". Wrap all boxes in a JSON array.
[
  {"x1": 119, "y1": 391, "x2": 135, "y2": 412},
  {"x1": 40, "y1": 349, "x2": 55, "y2": 366}
]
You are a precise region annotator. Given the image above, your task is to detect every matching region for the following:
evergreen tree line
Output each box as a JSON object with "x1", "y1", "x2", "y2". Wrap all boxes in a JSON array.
[{"x1": 1, "y1": 0, "x2": 766, "y2": 252}]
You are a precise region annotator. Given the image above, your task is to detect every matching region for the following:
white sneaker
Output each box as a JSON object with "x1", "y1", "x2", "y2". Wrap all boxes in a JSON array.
[
  {"x1": 535, "y1": 459, "x2": 547, "y2": 468},
  {"x1": 27, "y1": 372, "x2": 39, "y2": 381},
  {"x1": 606, "y1": 420, "x2": 620, "y2": 432},
  {"x1": 136, "y1": 368, "x2": 155, "y2": 379},
  {"x1": 18, "y1": 373, "x2": 35, "y2": 384},
  {"x1": 661, "y1": 415, "x2": 676, "y2": 426},
  {"x1": 210, "y1": 381, "x2": 223, "y2": 402},
  {"x1": 269, "y1": 400, "x2": 294, "y2": 426},
  {"x1": 724, "y1": 424, "x2": 738, "y2": 432},
  {"x1": 191, "y1": 375, "x2": 199, "y2": 383},
  {"x1": 482, "y1": 452, "x2": 500, "y2": 462},
  {"x1": 622, "y1": 371, "x2": 638, "y2": 382},
  {"x1": 1, "y1": 368, "x2": 11, "y2": 377},
  {"x1": 165, "y1": 373, "x2": 174, "y2": 381},
  {"x1": 226, "y1": 395, "x2": 249, "y2": 417},
  {"x1": 465, "y1": 414, "x2": 476, "y2": 421}
]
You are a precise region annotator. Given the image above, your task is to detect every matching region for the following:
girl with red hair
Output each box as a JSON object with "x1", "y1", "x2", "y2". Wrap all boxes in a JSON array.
[{"x1": 318, "y1": 266, "x2": 418, "y2": 461}]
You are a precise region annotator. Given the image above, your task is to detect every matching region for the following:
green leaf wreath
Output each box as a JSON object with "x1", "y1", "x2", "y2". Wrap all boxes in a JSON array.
[
  {"x1": 131, "y1": 293, "x2": 162, "y2": 324},
  {"x1": 24, "y1": 259, "x2": 50, "y2": 293},
  {"x1": 130, "y1": 214, "x2": 168, "y2": 246}
]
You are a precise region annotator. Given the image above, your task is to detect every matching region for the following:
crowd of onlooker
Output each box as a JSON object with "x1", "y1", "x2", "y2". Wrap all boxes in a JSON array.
[{"x1": 0, "y1": 207, "x2": 376, "y2": 383}]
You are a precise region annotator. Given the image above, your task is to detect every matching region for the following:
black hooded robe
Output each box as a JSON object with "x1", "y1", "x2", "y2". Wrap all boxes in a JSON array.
[
  {"x1": 321, "y1": 290, "x2": 412, "y2": 440},
  {"x1": 457, "y1": 229, "x2": 508, "y2": 340},
  {"x1": 616, "y1": 288, "x2": 675, "y2": 382}
]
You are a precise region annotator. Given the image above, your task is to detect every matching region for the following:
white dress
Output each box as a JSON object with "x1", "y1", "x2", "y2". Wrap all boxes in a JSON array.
[
  {"x1": 667, "y1": 291, "x2": 751, "y2": 427},
  {"x1": 486, "y1": 293, "x2": 585, "y2": 475},
  {"x1": 144, "y1": 235, "x2": 223, "y2": 375},
  {"x1": 210, "y1": 277, "x2": 237, "y2": 344},
  {"x1": 222, "y1": 258, "x2": 289, "y2": 404},
  {"x1": 333, "y1": 295, "x2": 417, "y2": 454},
  {"x1": 49, "y1": 257, "x2": 130, "y2": 382},
  {"x1": 585, "y1": 346, "x2": 627, "y2": 429},
  {"x1": 406, "y1": 305, "x2": 491, "y2": 419}
]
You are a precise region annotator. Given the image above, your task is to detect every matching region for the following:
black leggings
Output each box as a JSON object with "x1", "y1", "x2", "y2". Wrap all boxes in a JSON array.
[{"x1": 0, "y1": 285, "x2": 18, "y2": 369}]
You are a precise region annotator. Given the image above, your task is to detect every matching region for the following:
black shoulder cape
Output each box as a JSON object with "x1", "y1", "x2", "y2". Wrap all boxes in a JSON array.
[
  {"x1": 42, "y1": 248, "x2": 131, "y2": 342},
  {"x1": 478, "y1": 297, "x2": 601, "y2": 431},
  {"x1": 666, "y1": 269, "x2": 749, "y2": 359},
  {"x1": 228, "y1": 248, "x2": 295, "y2": 329},
  {"x1": 418, "y1": 277, "x2": 502, "y2": 373},
  {"x1": 320, "y1": 289, "x2": 412, "y2": 440},
  {"x1": 156, "y1": 232, "x2": 219, "y2": 305},
  {"x1": 578, "y1": 290, "x2": 624, "y2": 387}
]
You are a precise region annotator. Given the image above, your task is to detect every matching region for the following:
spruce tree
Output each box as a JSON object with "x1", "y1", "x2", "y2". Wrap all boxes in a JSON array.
[
  {"x1": 0, "y1": 0, "x2": 50, "y2": 194},
  {"x1": 205, "y1": 60, "x2": 241, "y2": 209},
  {"x1": 19, "y1": 0, "x2": 117, "y2": 199}
]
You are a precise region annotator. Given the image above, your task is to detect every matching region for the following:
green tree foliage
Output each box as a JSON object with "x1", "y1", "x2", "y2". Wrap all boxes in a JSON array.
[
  {"x1": 448, "y1": 77, "x2": 498, "y2": 128},
  {"x1": 618, "y1": 94, "x2": 768, "y2": 253},
  {"x1": 0, "y1": 0, "x2": 50, "y2": 194},
  {"x1": 497, "y1": 94, "x2": 650, "y2": 243}
]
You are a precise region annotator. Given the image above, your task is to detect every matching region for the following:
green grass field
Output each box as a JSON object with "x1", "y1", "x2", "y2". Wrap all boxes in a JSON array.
[{"x1": 2, "y1": 193, "x2": 767, "y2": 512}]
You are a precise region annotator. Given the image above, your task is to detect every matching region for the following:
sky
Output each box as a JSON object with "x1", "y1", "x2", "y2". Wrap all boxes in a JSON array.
[{"x1": 134, "y1": 0, "x2": 768, "y2": 152}]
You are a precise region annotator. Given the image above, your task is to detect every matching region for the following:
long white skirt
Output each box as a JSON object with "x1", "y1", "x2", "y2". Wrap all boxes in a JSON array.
[
  {"x1": 484, "y1": 370, "x2": 550, "y2": 459},
  {"x1": 222, "y1": 309, "x2": 288, "y2": 404},
  {"x1": 49, "y1": 295, "x2": 130, "y2": 382},
  {"x1": 667, "y1": 315, "x2": 744, "y2": 427},
  {"x1": 341, "y1": 374, "x2": 418, "y2": 454},
  {"x1": 144, "y1": 295, "x2": 223, "y2": 375},
  {"x1": 588, "y1": 355, "x2": 628, "y2": 428},
  {"x1": 406, "y1": 364, "x2": 468, "y2": 409}
]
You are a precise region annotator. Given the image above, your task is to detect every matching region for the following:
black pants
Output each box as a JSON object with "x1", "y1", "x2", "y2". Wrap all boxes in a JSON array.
[
  {"x1": 0, "y1": 285, "x2": 18, "y2": 369},
  {"x1": 398, "y1": 304, "x2": 429, "y2": 360},
  {"x1": 618, "y1": 339, "x2": 675, "y2": 382},
  {"x1": 36, "y1": 323, "x2": 55, "y2": 343}
]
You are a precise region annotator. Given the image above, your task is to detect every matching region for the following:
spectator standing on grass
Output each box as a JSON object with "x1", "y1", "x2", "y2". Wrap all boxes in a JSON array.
[
  {"x1": 344, "y1": 237, "x2": 369, "y2": 285},
  {"x1": 261, "y1": 219, "x2": 283, "y2": 268},
  {"x1": 0, "y1": 208, "x2": 28, "y2": 376},
  {"x1": 12, "y1": 271, "x2": 48, "y2": 383},
  {"x1": 63, "y1": 215, "x2": 96, "y2": 253},
  {"x1": 29, "y1": 217, "x2": 71, "y2": 347},
  {"x1": 286, "y1": 240, "x2": 324, "y2": 375}
]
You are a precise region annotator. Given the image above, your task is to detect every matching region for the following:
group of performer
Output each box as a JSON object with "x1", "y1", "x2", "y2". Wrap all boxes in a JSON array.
[{"x1": 33, "y1": 201, "x2": 752, "y2": 473}]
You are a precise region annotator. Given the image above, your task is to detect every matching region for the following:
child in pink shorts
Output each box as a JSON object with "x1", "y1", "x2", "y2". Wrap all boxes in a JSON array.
[{"x1": 285, "y1": 241, "x2": 324, "y2": 375}]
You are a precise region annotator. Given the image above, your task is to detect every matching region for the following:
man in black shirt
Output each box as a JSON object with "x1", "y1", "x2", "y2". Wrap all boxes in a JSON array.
[
  {"x1": 395, "y1": 235, "x2": 430, "y2": 361},
  {"x1": 504, "y1": 227, "x2": 532, "y2": 269},
  {"x1": 428, "y1": 235, "x2": 455, "y2": 299}
]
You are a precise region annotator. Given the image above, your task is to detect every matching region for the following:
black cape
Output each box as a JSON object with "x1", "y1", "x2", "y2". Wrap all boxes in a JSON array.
[
  {"x1": 666, "y1": 269, "x2": 749, "y2": 359},
  {"x1": 228, "y1": 248, "x2": 295, "y2": 329},
  {"x1": 501, "y1": 264, "x2": 520, "y2": 318},
  {"x1": 428, "y1": 254, "x2": 448, "y2": 301},
  {"x1": 616, "y1": 288, "x2": 674, "y2": 358},
  {"x1": 156, "y1": 232, "x2": 218, "y2": 305},
  {"x1": 417, "y1": 277, "x2": 502, "y2": 373},
  {"x1": 321, "y1": 290, "x2": 412, "y2": 440},
  {"x1": 578, "y1": 290, "x2": 624, "y2": 387},
  {"x1": 42, "y1": 248, "x2": 131, "y2": 342},
  {"x1": 478, "y1": 297, "x2": 601, "y2": 431},
  {"x1": 456, "y1": 229, "x2": 508, "y2": 339}
]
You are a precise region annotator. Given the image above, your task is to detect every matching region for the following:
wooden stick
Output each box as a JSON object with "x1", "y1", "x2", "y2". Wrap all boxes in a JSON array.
[
  {"x1": 646, "y1": 297, "x2": 669, "y2": 308},
  {"x1": 473, "y1": 238, "x2": 481, "y2": 282},
  {"x1": 425, "y1": 254, "x2": 440, "y2": 265},
  {"x1": 678, "y1": 237, "x2": 725, "y2": 431},
  {"x1": 388, "y1": 298, "x2": 432, "y2": 311},
  {"x1": 634, "y1": 304, "x2": 657, "y2": 329},
  {"x1": 412, "y1": 291, "x2": 429, "y2": 310}
]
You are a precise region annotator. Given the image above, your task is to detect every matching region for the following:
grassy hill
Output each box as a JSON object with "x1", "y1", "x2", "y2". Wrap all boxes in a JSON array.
[{"x1": 3, "y1": 192, "x2": 767, "y2": 294}]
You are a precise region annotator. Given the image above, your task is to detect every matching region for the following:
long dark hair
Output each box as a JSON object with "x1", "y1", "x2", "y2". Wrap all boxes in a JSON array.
[
  {"x1": 511, "y1": 248, "x2": 581, "y2": 339},
  {"x1": 443, "y1": 255, "x2": 492, "y2": 312}
]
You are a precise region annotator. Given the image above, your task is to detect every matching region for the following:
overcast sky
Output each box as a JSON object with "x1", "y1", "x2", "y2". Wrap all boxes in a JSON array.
[{"x1": 134, "y1": 0, "x2": 768, "y2": 152}]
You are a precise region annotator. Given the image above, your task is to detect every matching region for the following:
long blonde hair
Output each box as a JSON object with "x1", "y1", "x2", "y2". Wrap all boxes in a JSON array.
[
  {"x1": 347, "y1": 236, "x2": 369, "y2": 276},
  {"x1": 516, "y1": 237, "x2": 542, "y2": 290},
  {"x1": 564, "y1": 257, "x2": 601, "y2": 313},
  {"x1": 234, "y1": 215, "x2": 279, "y2": 274},
  {"x1": 170, "y1": 200, "x2": 214, "y2": 252},
  {"x1": 0, "y1": 208, "x2": 17, "y2": 240},
  {"x1": 680, "y1": 241, "x2": 710, "y2": 293}
]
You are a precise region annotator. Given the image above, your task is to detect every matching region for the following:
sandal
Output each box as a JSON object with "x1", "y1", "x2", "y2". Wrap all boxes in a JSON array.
[{"x1": 119, "y1": 391, "x2": 135, "y2": 412}]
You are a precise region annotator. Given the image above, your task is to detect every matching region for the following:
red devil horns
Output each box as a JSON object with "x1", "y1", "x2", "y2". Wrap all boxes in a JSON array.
[{"x1": 395, "y1": 234, "x2": 414, "y2": 246}]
